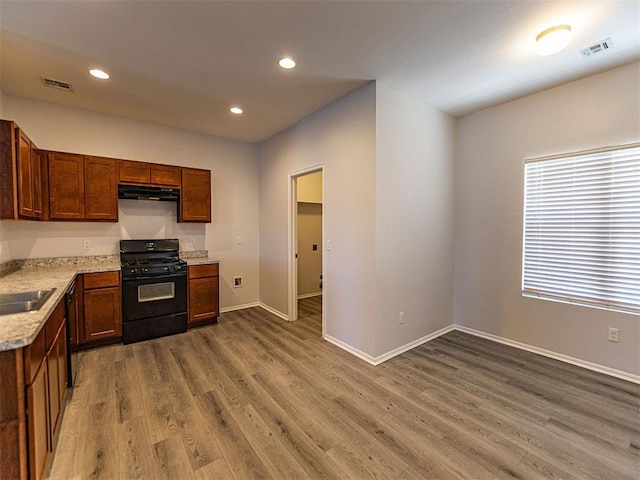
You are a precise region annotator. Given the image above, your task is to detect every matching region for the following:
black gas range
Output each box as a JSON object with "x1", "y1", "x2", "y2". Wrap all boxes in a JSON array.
[{"x1": 120, "y1": 239, "x2": 188, "y2": 344}]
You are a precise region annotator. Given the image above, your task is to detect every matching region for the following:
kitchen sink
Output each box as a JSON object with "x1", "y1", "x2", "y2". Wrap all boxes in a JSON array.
[{"x1": 0, "y1": 288, "x2": 56, "y2": 316}]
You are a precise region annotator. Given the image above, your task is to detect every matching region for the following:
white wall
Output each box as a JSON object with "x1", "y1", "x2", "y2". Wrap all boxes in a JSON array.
[
  {"x1": 0, "y1": 88, "x2": 5, "y2": 118},
  {"x1": 455, "y1": 62, "x2": 640, "y2": 376},
  {"x1": 1, "y1": 94, "x2": 260, "y2": 310},
  {"x1": 375, "y1": 84, "x2": 455, "y2": 357},
  {"x1": 259, "y1": 83, "x2": 377, "y2": 355},
  {"x1": 0, "y1": 89, "x2": 9, "y2": 264}
]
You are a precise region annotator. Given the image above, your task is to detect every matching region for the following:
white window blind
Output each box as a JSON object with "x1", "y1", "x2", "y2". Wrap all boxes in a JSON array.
[{"x1": 523, "y1": 143, "x2": 640, "y2": 315}]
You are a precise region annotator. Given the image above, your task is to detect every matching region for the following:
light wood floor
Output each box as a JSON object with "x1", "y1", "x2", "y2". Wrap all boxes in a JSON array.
[{"x1": 47, "y1": 297, "x2": 639, "y2": 479}]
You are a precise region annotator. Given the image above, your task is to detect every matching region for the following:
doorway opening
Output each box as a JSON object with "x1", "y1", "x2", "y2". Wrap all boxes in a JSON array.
[{"x1": 289, "y1": 166, "x2": 324, "y2": 337}]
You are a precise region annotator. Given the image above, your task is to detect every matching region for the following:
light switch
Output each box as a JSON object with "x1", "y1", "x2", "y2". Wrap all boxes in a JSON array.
[
  {"x1": 236, "y1": 236, "x2": 243, "y2": 245},
  {"x1": 326, "y1": 240, "x2": 332, "y2": 251}
]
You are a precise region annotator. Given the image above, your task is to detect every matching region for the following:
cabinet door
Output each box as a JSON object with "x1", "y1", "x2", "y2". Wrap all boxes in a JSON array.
[
  {"x1": 188, "y1": 276, "x2": 219, "y2": 324},
  {"x1": 180, "y1": 167, "x2": 211, "y2": 222},
  {"x1": 47, "y1": 343, "x2": 60, "y2": 445},
  {"x1": 48, "y1": 324, "x2": 67, "y2": 446},
  {"x1": 84, "y1": 156, "x2": 118, "y2": 221},
  {"x1": 16, "y1": 129, "x2": 35, "y2": 218},
  {"x1": 27, "y1": 362, "x2": 49, "y2": 480},
  {"x1": 49, "y1": 152, "x2": 85, "y2": 220},
  {"x1": 118, "y1": 160, "x2": 150, "y2": 184},
  {"x1": 84, "y1": 287, "x2": 122, "y2": 342},
  {"x1": 151, "y1": 164, "x2": 180, "y2": 186}
]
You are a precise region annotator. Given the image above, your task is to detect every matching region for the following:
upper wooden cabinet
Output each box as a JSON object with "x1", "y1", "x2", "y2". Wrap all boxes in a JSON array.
[
  {"x1": 47, "y1": 152, "x2": 118, "y2": 221},
  {"x1": 0, "y1": 120, "x2": 44, "y2": 220},
  {"x1": 84, "y1": 156, "x2": 118, "y2": 221},
  {"x1": 48, "y1": 152, "x2": 85, "y2": 220},
  {"x1": 180, "y1": 167, "x2": 211, "y2": 222},
  {"x1": 118, "y1": 160, "x2": 180, "y2": 187}
]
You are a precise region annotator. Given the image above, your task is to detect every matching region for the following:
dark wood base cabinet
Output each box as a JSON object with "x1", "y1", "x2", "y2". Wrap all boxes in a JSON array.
[
  {"x1": 188, "y1": 263, "x2": 219, "y2": 327},
  {"x1": 0, "y1": 296, "x2": 69, "y2": 480},
  {"x1": 81, "y1": 271, "x2": 122, "y2": 346}
]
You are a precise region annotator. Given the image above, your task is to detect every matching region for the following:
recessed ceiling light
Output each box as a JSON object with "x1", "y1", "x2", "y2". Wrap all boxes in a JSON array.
[
  {"x1": 278, "y1": 57, "x2": 296, "y2": 69},
  {"x1": 89, "y1": 69, "x2": 110, "y2": 79},
  {"x1": 535, "y1": 25, "x2": 572, "y2": 56},
  {"x1": 230, "y1": 106, "x2": 244, "y2": 115}
]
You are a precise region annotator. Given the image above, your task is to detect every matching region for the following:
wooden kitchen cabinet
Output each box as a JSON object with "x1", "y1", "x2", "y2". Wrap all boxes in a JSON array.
[
  {"x1": 188, "y1": 263, "x2": 219, "y2": 327},
  {"x1": 119, "y1": 159, "x2": 180, "y2": 187},
  {"x1": 26, "y1": 359, "x2": 49, "y2": 480},
  {"x1": 48, "y1": 152, "x2": 85, "y2": 220},
  {"x1": 20, "y1": 296, "x2": 69, "y2": 480},
  {"x1": 180, "y1": 167, "x2": 211, "y2": 222},
  {"x1": 48, "y1": 152, "x2": 118, "y2": 221},
  {"x1": 84, "y1": 156, "x2": 118, "y2": 220},
  {"x1": 83, "y1": 271, "x2": 122, "y2": 343},
  {"x1": 0, "y1": 120, "x2": 44, "y2": 220}
]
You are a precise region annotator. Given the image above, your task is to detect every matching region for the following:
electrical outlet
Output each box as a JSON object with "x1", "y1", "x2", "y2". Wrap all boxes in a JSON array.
[
  {"x1": 189, "y1": 238, "x2": 196, "y2": 246},
  {"x1": 399, "y1": 312, "x2": 404, "y2": 324},
  {"x1": 233, "y1": 276, "x2": 243, "y2": 288},
  {"x1": 608, "y1": 327, "x2": 619, "y2": 343},
  {"x1": 83, "y1": 239, "x2": 91, "y2": 250}
]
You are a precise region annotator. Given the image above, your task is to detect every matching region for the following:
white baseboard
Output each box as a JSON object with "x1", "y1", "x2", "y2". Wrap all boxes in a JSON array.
[
  {"x1": 297, "y1": 292, "x2": 322, "y2": 299},
  {"x1": 453, "y1": 325, "x2": 640, "y2": 385},
  {"x1": 219, "y1": 303, "x2": 640, "y2": 384},
  {"x1": 325, "y1": 324, "x2": 456, "y2": 366},
  {"x1": 373, "y1": 325, "x2": 457, "y2": 365},
  {"x1": 220, "y1": 302, "x2": 260, "y2": 313},
  {"x1": 324, "y1": 335, "x2": 378, "y2": 365},
  {"x1": 258, "y1": 303, "x2": 289, "y2": 321}
]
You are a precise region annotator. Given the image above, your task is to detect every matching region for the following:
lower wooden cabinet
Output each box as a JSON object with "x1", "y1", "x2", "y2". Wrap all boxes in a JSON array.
[
  {"x1": 188, "y1": 263, "x2": 219, "y2": 327},
  {"x1": 82, "y1": 271, "x2": 122, "y2": 344},
  {"x1": 27, "y1": 360, "x2": 49, "y2": 480},
  {"x1": 21, "y1": 296, "x2": 69, "y2": 480}
]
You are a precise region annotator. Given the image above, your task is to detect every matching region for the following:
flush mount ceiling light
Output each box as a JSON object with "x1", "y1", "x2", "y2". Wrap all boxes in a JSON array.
[
  {"x1": 535, "y1": 25, "x2": 572, "y2": 56},
  {"x1": 278, "y1": 57, "x2": 296, "y2": 69},
  {"x1": 89, "y1": 69, "x2": 110, "y2": 79},
  {"x1": 230, "y1": 106, "x2": 244, "y2": 115}
]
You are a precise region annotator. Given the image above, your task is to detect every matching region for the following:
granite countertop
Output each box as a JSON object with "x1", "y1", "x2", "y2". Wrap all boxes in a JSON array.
[
  {"x1": 183, "y1": 257, "x2": 220, "y2": 266},
  {"x1": 0, "y1": 261, "x2": 120, "y2": 352},
  {"x1": 0, "y1": 251, "x2": 220, "y2": 352}
]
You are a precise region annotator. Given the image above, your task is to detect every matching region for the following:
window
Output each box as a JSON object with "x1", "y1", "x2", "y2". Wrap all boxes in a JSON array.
[{"x1": 523, "y1": 143, "x2": 640, "y2": 315}]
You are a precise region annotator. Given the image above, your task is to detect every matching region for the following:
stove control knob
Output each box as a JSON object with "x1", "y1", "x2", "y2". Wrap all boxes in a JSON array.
[
  {"x1": 164, "y1": 266, "x2": 169, "y2": 271},
  {"x1": 142, "y1": 267, "x2": 149, "y2": 273},
  {"x1": 174, "y1": 265, "x2": 182, "y2": 271},
  {"x1": 129, "y1": 268, "x2": 137, "y2": 275}
]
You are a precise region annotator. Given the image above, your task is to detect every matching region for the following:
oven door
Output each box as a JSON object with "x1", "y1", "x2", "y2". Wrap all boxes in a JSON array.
[{"x1": 122, "y1": 272, "x2": 187, "y2": 322}]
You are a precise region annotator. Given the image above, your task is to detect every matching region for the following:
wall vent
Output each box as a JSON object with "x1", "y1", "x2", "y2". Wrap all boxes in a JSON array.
[
  {"x1": 579, "y1": 38, "x2": 614, "y2": 58},
  {"x1": 42, "y1": 78, "x2": 73, "y2": 91}
]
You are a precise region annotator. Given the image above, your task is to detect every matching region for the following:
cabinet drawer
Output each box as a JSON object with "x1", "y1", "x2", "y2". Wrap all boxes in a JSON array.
[
  {"x1": 83, "y1": 271, "x2": 120, "y2": 289},
  {"x1": 188, "y1": 263, "x2": 218, "y2": 279}
]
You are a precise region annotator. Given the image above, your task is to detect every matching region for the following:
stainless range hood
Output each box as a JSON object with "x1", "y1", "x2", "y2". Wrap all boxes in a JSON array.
[{"x1": 118, "y1": 184, "x2": 179, "y2": 201}]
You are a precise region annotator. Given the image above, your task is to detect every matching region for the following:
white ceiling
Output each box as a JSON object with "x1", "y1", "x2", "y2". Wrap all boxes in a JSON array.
[{"x1": 1, "y1": 1, "x2": 638, "y2": 143}]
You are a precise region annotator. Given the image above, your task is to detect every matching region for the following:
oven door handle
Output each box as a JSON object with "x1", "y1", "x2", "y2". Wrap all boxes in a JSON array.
[{"x1": 122, "y1": 271, "x2": 187, "y2": 282}]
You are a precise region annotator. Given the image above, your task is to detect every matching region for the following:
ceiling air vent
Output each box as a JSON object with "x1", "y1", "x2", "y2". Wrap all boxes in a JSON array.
[
  {"x1": 42, "y1": 77, "x2": 73, "y2": 91},
  {"x1": 579, "y1": 38, "x2": 614, "y2": 58}
]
